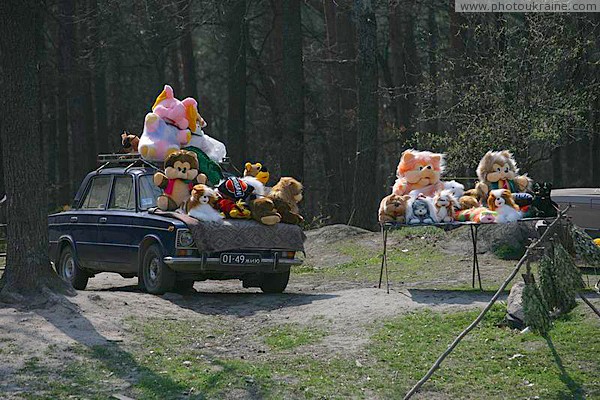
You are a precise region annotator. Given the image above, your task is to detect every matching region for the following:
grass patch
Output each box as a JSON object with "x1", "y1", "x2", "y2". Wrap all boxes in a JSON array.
[
  {"x1": 261, "y1": 324, "x2": 326, "y2": 350},
  {"x1": 12, "y1": 305, "x2": 599, "y2": 399},
  {"x1": 493, "y1": 243, "x2": 526, "y2": 260}
]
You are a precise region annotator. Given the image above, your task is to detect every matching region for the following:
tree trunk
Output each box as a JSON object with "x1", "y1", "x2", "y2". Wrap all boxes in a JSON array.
[
  {"x1": 0, "y1": 0, "x2": 73, "y2": 302},
  {"x1": 226, "y1": 0, "x2": 247, "y2": 168},
  {"x1": 179, "y1": 0, "x2": 198, "y2": 99},
  {"x1": 353, "y1": 0, "x2": 379, "y2": 230},
  {"x1": 56, "y1": 0, "x2": 75, "y2": 206},
  {"x1": 280, "y1": 0, "x2": 305, "y2": 181}
]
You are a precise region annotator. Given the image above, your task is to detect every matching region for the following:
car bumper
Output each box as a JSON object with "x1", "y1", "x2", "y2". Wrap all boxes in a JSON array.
[{"x1": 163, "y1": 256, "x2": 303, "y2": 273}]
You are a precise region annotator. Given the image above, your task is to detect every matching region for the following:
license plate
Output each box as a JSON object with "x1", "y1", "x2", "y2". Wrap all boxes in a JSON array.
[{"x1": 220, "y1": 253, "x2": 262, "y2": 265}]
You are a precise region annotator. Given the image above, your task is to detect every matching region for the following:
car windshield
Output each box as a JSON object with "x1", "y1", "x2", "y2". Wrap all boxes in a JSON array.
[{"x1": 138, "y1": 174, "x2": 162, "y2": 210}]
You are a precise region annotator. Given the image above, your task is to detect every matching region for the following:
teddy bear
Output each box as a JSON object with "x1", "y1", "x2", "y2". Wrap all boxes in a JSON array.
[
  {"x1": 475, "y1": 150, "x2": 532, "y2": 199},
  {"x1": 393, "y1": 149, "x2": 445, "y2": 197},
  {"x1": 244, "y1": 162, "x2": 270, "y2": 186},
  {"x1": 529, "y1": 182, "x2": 558, "y2": 218},
  {"x1": 249, "y1": 197, "x2": 282, "y2": 225},
  {"x1": 378, "y1": 194, "x2": 410, "y2": 224},
  {"x1": 216, "y1": 177, "x2": 253, "y2": 219},
  {"x1": 433, "y1": 190, "x2": 459, "y2": 223},
  {"x1": 268, "y1": 177, "x2": 304, "y2": 225},
  {"x1": 186, "y1": 184, "x2": 223, "y2": 222},
  {"x1": 458, "y1": 184, "x2": 486, "y2": 210},
  {"x1": 487, "y1": 189, "x2": 522, "y2": 223},
  {"x1": 406, "y1": 194, "x2": 438, "y2": 224},
  {"x1": 153, "y1": 150, "x2": 206, "y2": 211},
  {"x1": 121, "y1": 131, "x2": 140, "y2": 153},
  {"x1": 139, "y1": 113, "x2": 191, "y2": 162},
  {"x1": 152, "y1": 84, "x2": 199, "y2": 133},
  {"x1": 185, "y1": 111, "x2": 228, "y2": 164}
]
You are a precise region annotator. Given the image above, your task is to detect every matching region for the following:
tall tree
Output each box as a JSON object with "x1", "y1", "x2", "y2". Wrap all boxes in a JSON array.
[
  {"x1": 280, "y1": 0, "x2": 305, "y2": 180},
  {"x1": 352, "y1": 0, "x2": 379, "y2": 229},
  {"x1": 0, "y1": 0, "x2": 72, "y2": 302},
  {"x1": 179, "y1": 0, "x2": 198, "y2": 99},
  {"x1": 226, "y1": 0, "x2": 248, "y2": 168}
]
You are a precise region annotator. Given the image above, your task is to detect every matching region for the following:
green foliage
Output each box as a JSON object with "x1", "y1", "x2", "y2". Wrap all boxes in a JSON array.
[
  {"x1": 494, "y1": 243, "x2": 526, "y2": 260},
  {"x1": 522, "y1": 278, "x2": 552, "y2": 335},
  {"x1": 261, "y1": 324, "x2": 326, "y2": 350},
  {"x1": 539, "y1": 243, "x2": 584, "y2": 315},
  {"x1": 570, "y1": 224, "x2": 600, "y2": 267}
]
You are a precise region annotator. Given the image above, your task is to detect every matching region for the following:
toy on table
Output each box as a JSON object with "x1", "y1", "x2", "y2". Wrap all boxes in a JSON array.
[
  {"x1": 186, "y1": 184, "x2": 223, "y2": 222},
  {"x1": 433, "y1": 190, "x2": 459, "y2": 223},
  {"x1": 268, "y1": 177, "x2": 304, "y2": 225},
  {"x1": 216, "y1": 177, "x2": 253, "y2": 219},
  {"x1": 392, "y1": 149, "x2": 445, "y2": 197},
  {"x1": 406, "y1": 194, "x2": 438, "y2": 224},
  {"x1": 529, "y1": 182, "x2": 558, "y2": 218},
  {"x1": 378, "y1": 194, "x2": 410, "y2": 224},
  {"x1": 121, "y1": 131, "x2": 139, "y2": 153},
  {"x1": 459, "y1": 184, "x2": 486, "y2": 210},
  {"x1": 487, "y1": 189, "x2": 522, "y2": 223},
  {"x1": 456, "y1": 207, "x2": 497, "y2": 223},
  {"x1": 443, "y1": 180, "x2": 465, "y2": 200},
  {"x1": 475, "y1": 150, "x2": 532, "y2": 199},
  {"x1": 249, "y1": 197, "x2": 282, "y2": 225},
  {"x1": 153, "y1": 150, "x2": 206, "y2": 211}
]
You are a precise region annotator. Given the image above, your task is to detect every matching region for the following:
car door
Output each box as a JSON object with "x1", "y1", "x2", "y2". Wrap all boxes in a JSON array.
[
  {"x1": 96, "y1": 174, "x2": 138, "y2": 272},
  {"x1": 74, "y1": 175, "x2": 113, "y2": 268}
]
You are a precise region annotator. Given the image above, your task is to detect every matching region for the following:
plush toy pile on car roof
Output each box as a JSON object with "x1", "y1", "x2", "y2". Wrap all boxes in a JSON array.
[{"x1": 393, "y1": 149, "x2": 445, "y2": 197}]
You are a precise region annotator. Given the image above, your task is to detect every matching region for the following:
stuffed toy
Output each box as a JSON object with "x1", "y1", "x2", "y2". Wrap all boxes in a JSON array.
[
  {"x1": 594, "y1": 238, "x2": 600, "y2": 247},
  {"x1": 378, "y1": 194, "x2": 410, "y2": 224},
  {"x1": 529, "y1": 182, "x2": 558, "y2": 218},
  {"x1": 216, "y1": 177, "x2": 253, "y2": 219},
  {"x1": 456, "y1": 207, "x2": 497, "y2": 223},
  {"x1": 139, "y1": 113, "x2": 191, "y2": 162},
  {"x1": 406, "y1": 194, "x2": 438, "y2": 224},
  {"x1": 241, "y1": 176, "x2": 266, "y2": 199},
  {"x1": 268, "y1": 177, "x2": 304, "y2": 225},
  {"x1": 185, "y1": 113, "x2": 227, "y2": 164},
  {"x1": 433, "y1": 190, "x2": 459, "y2": 223},
  {"x1": 249, "y1": 197, "x2": 282, "y2": 225},
  {"x1": 476, "y1": 150, "x2": 532, "y2": 198},
  {"x1": 153, "y1": 150, "x2": 205, "y2": 211},
  {"x1": 393, "y1": 149, "x2": 445, "y2": 197},
  {"x1": 186, "y1": 184, "x2": 223, "y2": 222},
  {"x1": 121, "y1": 131, "x2": 139, "y2": 153},
  {"x1": 487, "y1": 189, "x2": 522, "y2": 223},
  {"x1": 443, "y1": 180, "x2": 465, "y2": 200},
  {"x1": 459, "y1": 185, "x2": 486, "y2": 210},
  {"x1": 244, "y1": 162, "x2": 270, "y2": 186},
  {"x1": 152, "y1": 84, "x2": 199, "y2": 133}
]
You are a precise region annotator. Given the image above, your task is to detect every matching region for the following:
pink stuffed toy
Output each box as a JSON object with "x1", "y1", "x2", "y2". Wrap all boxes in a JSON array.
[
  {"x1": 392, "y1": 149, "x2": 445, "y2": 197},
  {"x1": 152, "y1": 84, "x2": 199, "y2": 135},
  {"x1": 139, "y1": 113, "x2": 188, "y2": 162}
]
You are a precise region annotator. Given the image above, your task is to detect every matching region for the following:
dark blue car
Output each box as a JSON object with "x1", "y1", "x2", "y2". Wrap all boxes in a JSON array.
[{"x1": 48, "y1": 163, "x2": 302, "y2": 294}]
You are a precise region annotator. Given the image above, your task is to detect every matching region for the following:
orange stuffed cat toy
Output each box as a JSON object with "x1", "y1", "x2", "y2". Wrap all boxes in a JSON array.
[{"x1": 393, "y1": 149, "x2": 445, "y2": 197}]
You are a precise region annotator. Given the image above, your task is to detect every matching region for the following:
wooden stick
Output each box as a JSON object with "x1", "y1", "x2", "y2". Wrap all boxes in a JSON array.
[
  {"x1": 404, "y1": 207, "x2": 570, "y2": 399},
  {"x1": 578, "y1": 292, "x2": 600, "y2": 319}
]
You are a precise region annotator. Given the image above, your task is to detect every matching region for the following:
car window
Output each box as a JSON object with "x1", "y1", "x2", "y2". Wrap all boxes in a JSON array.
[
  {"x1": 138, "y1": 174, "x2": 162, "y2": 210},
  {"x1": 81, "y1": 176, "x2": 111, "y2": 210},
  {"x1": 109, "y1": 176, "x2": 135, "y2": 210}
]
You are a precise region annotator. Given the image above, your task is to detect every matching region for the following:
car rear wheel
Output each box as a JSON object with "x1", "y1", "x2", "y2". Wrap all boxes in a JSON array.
[
  {"x1": 58, "y1": 246, "x2": 89, "y2": 290},
  {"x1": 142, "y1": 244, "x2": 175, "y2": 295},
  {"x1": 260, "y1": 270, "x2": 290, "y2": 294}
]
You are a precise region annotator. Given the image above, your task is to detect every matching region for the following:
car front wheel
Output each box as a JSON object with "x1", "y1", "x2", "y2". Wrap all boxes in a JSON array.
[
  {"x1": 260, "y1": 270, "x2": 290, "y2": 294},
  {"x1": 142, "y1": 244, "x2": 175, "y2": 295},
  {"x1": 58, "y1": 246, "x2": 89, "y2": 290}
]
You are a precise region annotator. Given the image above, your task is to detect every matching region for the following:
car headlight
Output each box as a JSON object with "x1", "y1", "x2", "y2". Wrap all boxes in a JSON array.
[{"x1": 176, "y1": 229, "x2": 194, "y2": 248}]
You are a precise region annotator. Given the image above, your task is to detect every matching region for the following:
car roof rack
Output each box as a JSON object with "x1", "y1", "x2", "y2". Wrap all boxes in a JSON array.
[{"x1": 96, "y1": 153, "x2": 161, "y2": 173}]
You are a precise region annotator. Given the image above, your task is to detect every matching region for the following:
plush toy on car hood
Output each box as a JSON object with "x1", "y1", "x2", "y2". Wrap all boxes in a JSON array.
[
  {"x1": 186, "y1": 184, "x2": 223, "y2": 222},
  {"x1": 393, "y1": 149, "x2": 445, "y2": 197},
  {"x1": 154, "y1": 150, "x2": 206, "y2": 211},
  {"x1": 268, "y1": 177, "x2": 304, "y2": 225},
  {"x1": 216, "y1": 177, "x2": 253, "y2": 219}
]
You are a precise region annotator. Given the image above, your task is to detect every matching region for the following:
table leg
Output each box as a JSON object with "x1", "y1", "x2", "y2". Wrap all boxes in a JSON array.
[
  {"x1": 470, "y1": 224, "x2": 482, "y2": 290},
  {"x1": 379, "y1": 226, "x2": 387, "y2": 289}
]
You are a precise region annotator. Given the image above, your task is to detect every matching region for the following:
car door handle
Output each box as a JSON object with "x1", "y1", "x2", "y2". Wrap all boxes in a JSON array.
[
  {"x1": 99, "y1": 217, "x2": 107, "y2": 224},
  {"x1": 70, "y1": 217, "x2": 78, "y2": 223}
]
